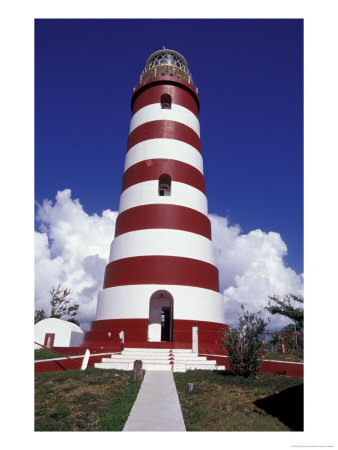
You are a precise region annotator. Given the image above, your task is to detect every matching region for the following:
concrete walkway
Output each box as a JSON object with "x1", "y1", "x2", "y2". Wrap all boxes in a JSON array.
[{"x1": 123, "y1": 371, "x2": 186, "y2": 431}]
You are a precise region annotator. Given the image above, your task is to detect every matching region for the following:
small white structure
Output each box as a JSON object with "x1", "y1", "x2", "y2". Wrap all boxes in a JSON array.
[{"x1": 34, "y1": 318, "x2": 84, "y2": 349}]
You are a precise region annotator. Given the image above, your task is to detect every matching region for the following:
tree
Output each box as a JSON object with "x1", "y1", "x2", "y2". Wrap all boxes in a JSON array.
[
  {"x1": 67, "y1": 317, "x2": 80, "y2": 326},
  {"x1": 34, "y1": 309, "x2": 47, "y2": 324},
  {"x1": 50, "y1": 285, "x2": 79, "y2": 320},
  {"x1": 34, "y1": 284, "x2": 80, "y2": 324},
  {"x1": 221, "y1": 305, "x2": 269, "y2": 377},
  {"x1": 265, "y1": 294, "x2": 304, "y2": 332}
]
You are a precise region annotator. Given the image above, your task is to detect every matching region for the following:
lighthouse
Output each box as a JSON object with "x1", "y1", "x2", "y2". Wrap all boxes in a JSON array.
[{"x1": 82, "y1": 49, "x2": 226, "y2": 355}]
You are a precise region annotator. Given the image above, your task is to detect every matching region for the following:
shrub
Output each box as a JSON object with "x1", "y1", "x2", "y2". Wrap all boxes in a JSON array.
[{"x1": 222, "y1": 305, "x2": 269, "y2": 377}]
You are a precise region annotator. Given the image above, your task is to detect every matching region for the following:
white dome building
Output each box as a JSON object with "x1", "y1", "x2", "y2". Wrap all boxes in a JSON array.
[{"x1": 34, "y1": 318, "x2": 84, "y2": 349}]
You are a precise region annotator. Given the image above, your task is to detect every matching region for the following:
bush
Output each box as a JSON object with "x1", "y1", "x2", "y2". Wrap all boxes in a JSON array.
[{"x1": 222, "y1": 306, "x2": 269, "y2": 377}]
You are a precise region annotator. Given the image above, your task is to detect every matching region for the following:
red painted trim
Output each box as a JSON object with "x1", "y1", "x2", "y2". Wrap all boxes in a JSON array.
[
  {"x1": 207, "y1": 355, "x2": 304, "y2": 378},
  {"x1": 81, "y1": 318, "x2": 225, "y2": 354},
  {"x1": 122, "y1": 159, "x2": 206, "y2": 193},
  {"x1": 52, "y1": 347, "x2": 86, "y2": 355},
  {"x1": 44, "y1": 333, "x2": 55, "y2": 348},
  {"x1": 35, "y1": 358, "x2": 80, "y2": 373},
  {"x1": 53, "y1": 346, "x2": 121, "y2": 355},
  {"x1": 103, "y1": 256, "x2": 220, "y2": 291},
  {"x1": 114, "y1": 204, "x2": 212, "y2": 239},
  {"x1": 127, "y1": 120, "x2": 201, "y2": 153},
  {"x1": 259, "y1": 359, "x2": 304, "y2": 377},
  {"x1": 132, "y1": 77, "x2": 199, "y2": 116},
  {"x1": 35, "y1": 342, "x2": 78, "y2": 362},
  {"x1": 34, "y1": 354, "x2": 116, "y2": 374},
  {"x1": 35, "y1": 351, "x2": 303, "y2": 377},
  {"x1": 83, "y1": 319, "x2": 149, "y2": 347}
]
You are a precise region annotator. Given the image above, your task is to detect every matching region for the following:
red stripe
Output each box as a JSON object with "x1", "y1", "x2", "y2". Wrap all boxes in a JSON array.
[
  {"x1": 132, "y1": 77, "x2": 199, "y2": 116},
  {"x1": 103, "y1": 256, "x2": 219, "y2": 292},
  {"x1": 122, "y1": 159, "x2": 205, "y2": 193},
  {"x1": 127, "y1": 120, "x2": 201, "y2": 153},
  {"x1": 114, "y1": 204, "x2": 211, "y2": 239}
]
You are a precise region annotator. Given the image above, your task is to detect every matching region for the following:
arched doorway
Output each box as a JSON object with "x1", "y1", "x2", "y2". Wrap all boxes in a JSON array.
[{"x1": 148, "y1": 290, "x2": 174, "y2": 342}]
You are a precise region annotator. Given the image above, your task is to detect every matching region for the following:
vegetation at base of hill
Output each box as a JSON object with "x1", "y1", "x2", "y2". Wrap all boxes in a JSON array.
[
  {"x1": 35, "y1": 368, "x2": 142, "y2": 431},
  {"x1": 174, "y1": 370, "x2": 303, "y2": 431}
]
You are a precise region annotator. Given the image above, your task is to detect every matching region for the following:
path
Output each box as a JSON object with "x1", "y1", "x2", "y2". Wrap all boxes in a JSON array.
[{"x1": 123, "y1": 371, "x2": 186, "y2": 431}]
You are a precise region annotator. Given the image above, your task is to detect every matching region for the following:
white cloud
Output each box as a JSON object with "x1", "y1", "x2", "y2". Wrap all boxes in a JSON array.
[
  {"x1": 210, "y1": 214, "x2": 303, "y2": 329},
  {"x1": 34, "y1": 190, "x2": 303, "y2": 332},
  {"x1": 35, "y1": 189, "x2": 117, "y2": 330}
]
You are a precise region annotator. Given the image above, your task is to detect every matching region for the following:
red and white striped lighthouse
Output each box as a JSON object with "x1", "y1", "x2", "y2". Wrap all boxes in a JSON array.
[{"x1": 82, "y1": 49, "x2": 226, "y2": 354}]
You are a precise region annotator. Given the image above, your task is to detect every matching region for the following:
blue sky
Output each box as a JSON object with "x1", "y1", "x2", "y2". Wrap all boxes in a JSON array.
[{"x1": 35, "y1": 18, "x2": 303, "y2": 275}]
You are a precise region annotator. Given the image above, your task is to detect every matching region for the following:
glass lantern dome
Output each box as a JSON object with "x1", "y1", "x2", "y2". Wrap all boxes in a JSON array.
[
  {"x1": 145, "y1": 49, "x2": 189, "y2": 73},
  {"x1": 139, "y1": 48, "x2": 196, "y2": 89}
]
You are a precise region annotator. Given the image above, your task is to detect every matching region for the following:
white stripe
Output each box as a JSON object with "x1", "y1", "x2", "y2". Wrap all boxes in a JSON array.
[
  {"x1": 125, "y1": 139, "x2": 203, "y2": 174},
  {"x1": 96, "y1": 285, "x2": 224, "y2": 323},
  {"x1": 130, "y1": 103, "x2": 200, "y2": 137},
  {"x1": 118, "y1": 180, "x2": 208, "y2": 216},
  {"x1": 109, "y1": 229, "x2": 215, "y2": 264}
]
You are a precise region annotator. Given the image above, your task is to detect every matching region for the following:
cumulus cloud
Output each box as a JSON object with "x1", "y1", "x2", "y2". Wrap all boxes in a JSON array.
[
  {"x1": 210, "y1": 214, "x2": 303, "y2": 329},
  {"x1": 35, "y1": 189, "x2": 117, "y2": 330},
  {"x1": 35, "y1": 190, "x2": 303, "y2": 332}
]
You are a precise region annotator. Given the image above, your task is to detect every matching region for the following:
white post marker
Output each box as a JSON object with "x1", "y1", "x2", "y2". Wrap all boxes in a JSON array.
[{"x1": 81, "y1": 349, "x2": 90, "y2": 370}]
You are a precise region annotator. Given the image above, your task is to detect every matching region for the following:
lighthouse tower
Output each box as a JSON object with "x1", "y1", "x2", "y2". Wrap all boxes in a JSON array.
[{"x1": 82, "y1": 49, "x2": 226, "y2": 354}]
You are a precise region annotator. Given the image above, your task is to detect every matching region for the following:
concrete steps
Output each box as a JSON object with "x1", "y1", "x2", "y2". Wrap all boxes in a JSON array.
[{"x1": 94, "y1": 347, "x2": 226, "y2": 372}]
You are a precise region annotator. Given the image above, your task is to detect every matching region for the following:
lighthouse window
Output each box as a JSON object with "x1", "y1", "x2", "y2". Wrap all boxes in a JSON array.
[
  {"x1": 158, "y1": 173, "x2": 171, "y2": 196},
  {"x1": 161, "y1": 94, "x2": 172, "y2": 109}
]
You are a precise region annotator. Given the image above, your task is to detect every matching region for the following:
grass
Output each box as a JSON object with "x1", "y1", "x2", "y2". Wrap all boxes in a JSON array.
[
  {"x1": 263, "y1": 351, "x2": 303, "y2": 363},
  {"x1": 35, "y1": 368, "x2": 142, "y2": 431},
  {"x1": 174, "y1": 370, "x2": 303, "y2": 431},
  {"x1": 34, "y1": 349, "x2": 69, "y2": 360}
]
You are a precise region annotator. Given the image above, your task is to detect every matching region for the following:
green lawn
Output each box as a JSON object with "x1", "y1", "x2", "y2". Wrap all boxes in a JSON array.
[
  {"x1": 263, "y1": 351, "x2": 303, "y2": 362},
  {"x1": 34, "y1": 349, "x2": 69, "y2": 360},
  {"x1": 35, "y1": 367, "x2": 303, "y2": 432},
  {"x1": 35, "y1": 368, "x2": 142, "y2": 431},
  {"x1": 174, "y1": 370, "x2": 303, "y2": 431}
]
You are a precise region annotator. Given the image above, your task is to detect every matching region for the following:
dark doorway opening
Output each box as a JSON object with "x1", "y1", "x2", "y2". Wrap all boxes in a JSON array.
[
  {"x1": 161, "y1": 307, "x2": 172, "y2": 341},
  {"x1": 148, "y1": 290, "x2": 174, "y2": 342},
  {"x1": 158, "y1": 173, "x2": 171, "y2": 196},
  {"x1": 161, "y1": 94, "x2": 172, "y2": 109}
]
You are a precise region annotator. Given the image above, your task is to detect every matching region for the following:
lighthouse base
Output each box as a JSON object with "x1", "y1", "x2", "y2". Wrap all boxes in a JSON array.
[{"x1": 81, "y1": 318, "x2": 228, "y2": 356}]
